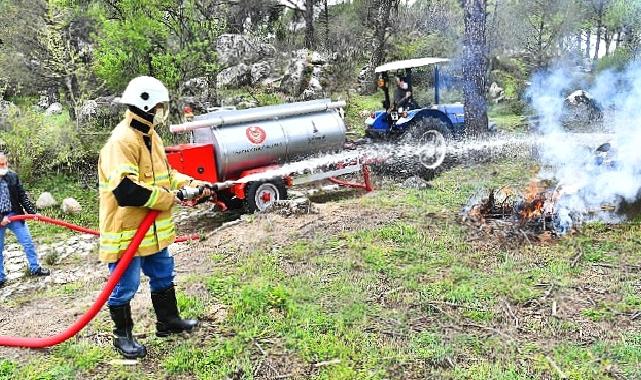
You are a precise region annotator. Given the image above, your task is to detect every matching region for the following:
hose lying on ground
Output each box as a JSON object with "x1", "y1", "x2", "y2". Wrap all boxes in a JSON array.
[{"x1": 0, "y1": 212, "x2": 199, "y2": 348}]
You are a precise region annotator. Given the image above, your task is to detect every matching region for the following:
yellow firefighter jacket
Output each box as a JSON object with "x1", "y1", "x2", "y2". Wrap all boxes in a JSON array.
[{"x1": 98, "y1": 110, "x2": 192, "y2": 263}]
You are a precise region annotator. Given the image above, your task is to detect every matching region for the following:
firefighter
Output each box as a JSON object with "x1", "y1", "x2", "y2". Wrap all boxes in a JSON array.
[{"x1": 98, "y1": 76, "x2": 211, "y2": 359}]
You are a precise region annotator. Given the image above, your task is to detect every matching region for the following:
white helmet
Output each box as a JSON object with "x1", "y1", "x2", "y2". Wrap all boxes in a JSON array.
[{"x1": 118, "y1": 76, "x2": 169, "y2": 112}]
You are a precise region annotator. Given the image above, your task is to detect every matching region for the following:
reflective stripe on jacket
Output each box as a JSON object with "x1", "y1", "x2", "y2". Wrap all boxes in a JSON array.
[{"x1": 98, "y1": 111, "x2": 192, "y2": 263}]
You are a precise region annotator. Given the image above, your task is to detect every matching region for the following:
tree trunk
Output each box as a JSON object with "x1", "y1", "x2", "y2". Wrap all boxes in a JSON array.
[
  {"x1": 585, "y1": 29, "x2": 591, "y2": 59},
  {"x1": 462, "y1": 0, "x2": 488, "y2": 136},
  {"x1": 304, "y1": 0, "x2": 315, "y2": 49},
  {"x1": 323, "y1": 0, "x2": 329, "y2": 50},
  {"x1": 594, "y1": 18, "x2": 602, "y2": 60},
  {"x1": 575, "y1": 32, "x2": 582, "y2": 63},
  {"x1": 537, "y1": 18, "x2": 544, "y2": 67},
  {"x1": 365, "y1": 0, "x2": 396, "y2": 93},
  {"x1": 604, "y1": 28, "x2": 612, "y2": 57}
]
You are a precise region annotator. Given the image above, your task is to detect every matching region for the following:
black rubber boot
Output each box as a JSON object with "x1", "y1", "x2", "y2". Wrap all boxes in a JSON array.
[
  {"x1": 151, "y1": 285, "x2": 198, "y2": 337},
  {"x1": 109, "y1": 304, "x2": 147, "y2": 359}
]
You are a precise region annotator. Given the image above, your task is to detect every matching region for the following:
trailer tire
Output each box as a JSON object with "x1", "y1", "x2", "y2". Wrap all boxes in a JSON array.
[{"x1": 245, "y1": 179, "x2": 288, "y2": 213}]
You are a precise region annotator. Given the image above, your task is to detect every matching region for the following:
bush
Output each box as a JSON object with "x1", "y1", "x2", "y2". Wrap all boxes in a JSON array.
[
  {"x1": 596, "y1": 48, "x2": 633, "y2": 72},
  {"x1": 0, "y1": 107, "x2": 100, "y2": 181}
]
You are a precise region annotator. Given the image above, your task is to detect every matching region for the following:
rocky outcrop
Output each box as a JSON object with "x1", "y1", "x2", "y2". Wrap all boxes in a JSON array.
[
  {"x1": 216, "y1": 34, "x2": 276, "y2": 67},
  {"x1": 214, "y1": 35, "x2": 333, "y2": 99},
  {"x1": 216, "y1": 63, "x2": 251, "y2": 89}
]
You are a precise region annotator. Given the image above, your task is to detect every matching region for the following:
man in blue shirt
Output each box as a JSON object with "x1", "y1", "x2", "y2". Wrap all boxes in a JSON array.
[{"x1": 0, "y1": 152, "x2": 50, "y2": 287}]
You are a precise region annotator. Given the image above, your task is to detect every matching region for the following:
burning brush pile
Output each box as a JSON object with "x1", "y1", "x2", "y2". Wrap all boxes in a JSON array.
[{"x1": 463, "y1": 180, "x2": 592, "y2": 245}]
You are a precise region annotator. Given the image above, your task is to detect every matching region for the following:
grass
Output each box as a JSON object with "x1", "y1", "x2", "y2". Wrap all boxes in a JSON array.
[{"x1": 5, "y1": 157, "x2": 641, "y2": 379}]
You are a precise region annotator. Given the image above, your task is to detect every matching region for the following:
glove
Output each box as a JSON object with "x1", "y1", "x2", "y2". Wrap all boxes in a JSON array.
[{"x1": 186, "y1": 179, "x2": 213, "y2": 198}]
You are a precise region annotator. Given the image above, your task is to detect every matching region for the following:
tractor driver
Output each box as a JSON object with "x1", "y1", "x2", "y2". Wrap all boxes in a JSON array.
[{"x1": 393, "y1": 76, "x2": 418, "y2": 110}]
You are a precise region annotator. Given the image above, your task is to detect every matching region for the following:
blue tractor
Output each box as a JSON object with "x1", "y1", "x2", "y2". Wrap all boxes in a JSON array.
[
  {"x1": 365, "y1": 58, "x2": 464, "y2": 138},
  {"x1": 364, "y1": 58, "x2": 465, "y2": 178}
]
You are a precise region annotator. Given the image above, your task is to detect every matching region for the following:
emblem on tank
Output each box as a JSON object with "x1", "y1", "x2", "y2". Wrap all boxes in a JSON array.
[{"x1": 246, "y1": 126, "x2": 267, "y2": 145}]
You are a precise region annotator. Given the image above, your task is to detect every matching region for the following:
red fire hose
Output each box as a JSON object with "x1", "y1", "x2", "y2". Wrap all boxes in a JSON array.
[
  {"x1": 3, "y1": 214, "x2": 199, "y2": 243},
  {"x1": 0, "y1": 212, "x2": 198, "y2": 348}
]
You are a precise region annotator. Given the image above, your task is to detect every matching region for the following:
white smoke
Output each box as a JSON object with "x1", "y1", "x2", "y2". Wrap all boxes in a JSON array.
[{"x1": 527, "y1": 63, "x2": 641, "y2": 227}]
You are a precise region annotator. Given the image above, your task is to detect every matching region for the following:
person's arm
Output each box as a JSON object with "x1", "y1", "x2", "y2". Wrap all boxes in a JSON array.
[
  {"x1": 102, "y1": 140, "x2": 174, "y2": 211},
  {"x1": 15, "y1": 174, "x2": 37, "y2": 214}
]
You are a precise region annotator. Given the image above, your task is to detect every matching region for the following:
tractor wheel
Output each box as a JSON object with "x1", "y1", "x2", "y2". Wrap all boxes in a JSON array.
[
  {"x1": 245, "y1": 179, "x2": 288, "y2": 213},
  {"x1": 400, "y1": 118, "x2": 452, "y2": 181}
]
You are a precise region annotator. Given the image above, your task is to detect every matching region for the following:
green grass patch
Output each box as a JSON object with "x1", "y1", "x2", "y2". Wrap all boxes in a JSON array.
[{"x1": 21, "y1": 173, "x2": 99, "y2": 243}]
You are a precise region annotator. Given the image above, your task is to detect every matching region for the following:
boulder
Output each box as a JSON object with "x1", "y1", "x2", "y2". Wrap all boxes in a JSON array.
[
  {"x1": 36, "y1": 192, "x2": 57, "y2": 209},
  {"x1": 250, "y1": 61, "x2": 273, "y2": 84},
  {"x1": 311, "y1": 51, "x2": 328, "y2": 65},
  {"x1": 45, "y1": 102, "x2": 63, "y2": 116},
  {"x1": 78, "y1": 96, "x2": 122, "y2": 126},
  {"x1": 216, "y1": 34, "x2": 276, "y2": 67},
  {"x1": 216, "y1": 63, "x2": 251, "y2": 89},
  {"x1": 61, "y1": 198, "x2": 82, "y2": 215},
  {"x1": 280, "y1": 58, "x2": 308, "y2": 96}
]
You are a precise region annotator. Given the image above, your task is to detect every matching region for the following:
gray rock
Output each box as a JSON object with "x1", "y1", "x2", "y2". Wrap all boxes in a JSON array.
[
  {"x1": 61, "y1": 198, "x2": 82, "y2": 214},
  {"x1": 37, "y1": 95, "x2": 50, "y2": 110},
  {"x1": 79, "y1": 99, "x2": 98, "y2": 119},
  {"x1": 308, "y1": 77, "x2": 322, "y2": 92},
  {"x1": 311, "y1": 51, "x2": 328, "y2": 65},
  {"x1": 36, "y1": 192, "x2": 57, "y2": 209},
  {"x1": 281, "y1": 59, "x2": 308, "y2": 96},
  {"x1": 182, "y1": 77, "x2": 209, "y2": 95},
  {"x1": 45, "y1": 102, "x2": 63, "y2": 116},
  {"x1": 301, "y1": 88, "x2": 323, "y2": 101},
  {"x1": 216, "y1": 63, "x2": 251, "y2": 89},
  {"x1": 267, "y1": 199, "x2": 317, "y2": 216},
  {"x1": 0, "y1": 100, "x2": 17, "y2": 124},
  {"x1": 216, "y1": 34, "x2": 276, "y2": 67},
  {"x1": 236, "y1": 100, "x2": 258, "y2": 109},
  {"x1": 78, "y1": 96, "x2": 122, "y2": 125},
  {"x1": 489, "y1": 82, "x2": 504, "y2": 100},
  {"x1": 250, "y1": 61, "x2": 273, "y2": 84}
]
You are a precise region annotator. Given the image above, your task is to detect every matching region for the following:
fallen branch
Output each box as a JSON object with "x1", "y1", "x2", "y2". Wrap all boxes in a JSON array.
[
  {"x1": 570, "y1": 247, "x2": 584, "y2": 267},
  {"x1": 313, "y1": 359, "x2": 341, "y2": 368}
]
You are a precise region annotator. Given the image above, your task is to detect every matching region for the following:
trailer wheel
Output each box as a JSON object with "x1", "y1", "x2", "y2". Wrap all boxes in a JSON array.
[{"x1": 245, "y1": 179, "x2": 288, "y2": 213}]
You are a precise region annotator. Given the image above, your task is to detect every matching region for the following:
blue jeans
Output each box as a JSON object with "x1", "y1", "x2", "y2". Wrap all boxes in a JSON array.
[
  {"x1": 107, "y1": 247, "x2": 175, "y2": 307},
  {"x1": 0, "y1": 215, "x2": 41, "y2": 281}
]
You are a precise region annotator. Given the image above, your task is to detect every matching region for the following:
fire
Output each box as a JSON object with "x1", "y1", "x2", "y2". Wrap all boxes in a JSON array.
[{"x1": 518, "y1": 179, "x2": 548, "y2": 221}]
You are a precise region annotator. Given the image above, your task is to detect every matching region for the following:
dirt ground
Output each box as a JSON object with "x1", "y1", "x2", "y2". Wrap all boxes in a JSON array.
[{"x1": 0, "y1": 191, "x2": 398, "y2": 362}]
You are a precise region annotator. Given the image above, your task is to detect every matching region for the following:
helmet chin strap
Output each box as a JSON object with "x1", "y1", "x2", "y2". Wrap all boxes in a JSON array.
[{"x1": 126, "y1": 109, "x2": 155, "y2": 131}]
